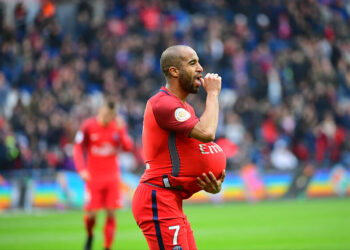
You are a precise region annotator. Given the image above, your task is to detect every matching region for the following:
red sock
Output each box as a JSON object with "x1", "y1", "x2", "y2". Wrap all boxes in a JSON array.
[
  {"x1": 84, "y1": 215, "x2": 96, "y2": 237},
  {"x1": 104, "y1": 217, "x2": 116, "y2": 249}
]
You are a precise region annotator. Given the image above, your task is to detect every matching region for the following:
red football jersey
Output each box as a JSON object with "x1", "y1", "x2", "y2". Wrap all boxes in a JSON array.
[
  {"x1": 140, "y1": 87, "x2": 226, "y2": 198},
  {"x1": 73, "y1": 117, "x2": 133, "y2": 183}
]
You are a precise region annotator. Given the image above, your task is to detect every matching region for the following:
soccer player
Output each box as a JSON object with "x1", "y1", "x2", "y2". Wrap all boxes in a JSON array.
[
  {"x1": 73, "y1": 98, "x2": 133, "y2": 250},
  {"x1": 132, "y1": 45, "x2": 226, "y2": 250}
]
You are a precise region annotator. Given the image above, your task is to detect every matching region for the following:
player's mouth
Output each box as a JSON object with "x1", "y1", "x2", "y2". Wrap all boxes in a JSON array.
[{"x1": 194, "y1": 75, "x2": 202, "y2": 87}]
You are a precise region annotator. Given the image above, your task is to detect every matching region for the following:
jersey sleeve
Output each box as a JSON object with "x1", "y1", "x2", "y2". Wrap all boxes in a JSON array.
[
  {"x1": 152, "y1": 96, "x2": 199, "y2": 137},
  {"x1": 72, "y1": 120, "x2": 89, "y2": 173},
  {"x1": 118, "y1": 124, "x2": 134, "y2": 152}
]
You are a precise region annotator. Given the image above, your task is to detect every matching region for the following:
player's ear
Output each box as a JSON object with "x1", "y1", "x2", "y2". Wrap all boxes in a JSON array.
[{"x1": 169, "y1": 66, "x2": 179, "y2": 78}]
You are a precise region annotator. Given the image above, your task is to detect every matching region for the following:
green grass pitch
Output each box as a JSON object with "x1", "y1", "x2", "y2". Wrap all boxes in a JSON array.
[{"x1": 0, "y1": 198, "x2": 349, "y2": 250}]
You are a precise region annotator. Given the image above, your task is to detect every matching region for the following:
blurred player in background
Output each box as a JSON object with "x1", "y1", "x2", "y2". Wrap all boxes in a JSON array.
[
  {"x1": 132, "y1": 45, "x2": 226, "y2": 249},
  {"x1": 73, "y1": 98, "x2": 133, "y2": 250}
]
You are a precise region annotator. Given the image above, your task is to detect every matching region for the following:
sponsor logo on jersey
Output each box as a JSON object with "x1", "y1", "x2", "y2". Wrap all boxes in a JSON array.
[
  {"x1": 199, "y1": 143, "x2": 223, "y2": 154},
  {"x1": 91, "y1": 143, "x2": 116, "y2": 156},
  {"x1": 75, "y1": 131, "x2": 84, "y2": 143},
  {"x1": 174, "y1": 108, "x2": 191, "y2": 122}
]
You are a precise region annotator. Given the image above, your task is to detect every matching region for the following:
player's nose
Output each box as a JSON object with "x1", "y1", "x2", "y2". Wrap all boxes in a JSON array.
[{"x1": 196, "y1": 63, "x2": 203, "y2": 72}]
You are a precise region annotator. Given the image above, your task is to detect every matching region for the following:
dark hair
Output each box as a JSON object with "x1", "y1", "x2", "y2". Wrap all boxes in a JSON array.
[
  {"x1": 107, "y1": 101, "x2": 115, "y2": 109},
  {"x1": 160, "y1": 45, "x2": 189, "y2": 78},
  {"x1": 102, "y1": 97, "x2": 116, "y2": 110}
]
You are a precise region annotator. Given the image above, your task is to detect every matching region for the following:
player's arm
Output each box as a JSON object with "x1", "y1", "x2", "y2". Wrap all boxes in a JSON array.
[
  {"x1": 190, "y1": 73, "x2": 221, "y2": 143},
  {"x1": 72, "y1": 124, "x2": 89, "y2": 182},
  {"x1": 116, "y1": 115, "x2": 134, "y2": 151}
]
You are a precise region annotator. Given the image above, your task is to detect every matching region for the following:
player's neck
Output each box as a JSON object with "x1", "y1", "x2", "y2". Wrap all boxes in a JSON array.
[
  {"x1": 96, "y1": 116, "x2": 109, "y2": 127},
  {"x1": 165, "y1": 82, "x2": 188, "y2": 103}
]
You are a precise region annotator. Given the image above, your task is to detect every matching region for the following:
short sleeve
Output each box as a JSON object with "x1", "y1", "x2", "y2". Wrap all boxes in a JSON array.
[
  {"x1": 151, "y1": 96, "x2": 199, "y2": 137},
  {"x1": 74, "y1": 120, "x2": 89, "y2": 145}
]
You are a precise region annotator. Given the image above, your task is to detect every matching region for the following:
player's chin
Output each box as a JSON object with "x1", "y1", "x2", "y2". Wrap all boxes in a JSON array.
[
  {"x1": 190, "y1": 83, "x2": 200, "y2": 93},
  {"x1": 190, "y1": 87, "x2": 199, "y2": 94}
]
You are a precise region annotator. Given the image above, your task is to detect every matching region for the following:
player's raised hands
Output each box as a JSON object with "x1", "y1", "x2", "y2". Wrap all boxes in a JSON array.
[
  {"x1": 200, "y1": 73, "x2": 222, "y2": 96},
  {"x1": 196, "y1": 169, "x2": 226, "y2": 194}
]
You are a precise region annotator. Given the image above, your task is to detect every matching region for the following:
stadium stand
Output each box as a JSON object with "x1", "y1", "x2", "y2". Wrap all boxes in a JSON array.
[{"x1": 0, "y1": 0, "x2": 350, "y2": 208}]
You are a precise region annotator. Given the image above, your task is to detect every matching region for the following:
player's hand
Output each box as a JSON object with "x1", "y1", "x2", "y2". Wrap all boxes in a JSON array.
[
  {"x1": 79, "y1": 170, "x2": 90, "y2": 182},
  {"x1": 200, "y1": 73, "x2": 221, "y2": 96},
  {"x1": 196, "y1": 170, "x2": 226, "y2": 194}
]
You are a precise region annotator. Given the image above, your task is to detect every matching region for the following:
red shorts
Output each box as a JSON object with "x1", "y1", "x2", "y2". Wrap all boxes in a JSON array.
[
  {"x1": 132, "y1": 183, "x2": 197, "y2": 250},
  {"x1": 84, "y1": 178, "x2": 122, "y2": 211}
]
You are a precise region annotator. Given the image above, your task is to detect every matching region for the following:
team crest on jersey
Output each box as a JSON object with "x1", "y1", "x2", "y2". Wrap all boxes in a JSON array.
[
  {"x1": 174, "y1": 108, "x2": 191, "y2": 122},
  {"x1": 90, "y1": 133, "x2": 99, "y2": 141}
]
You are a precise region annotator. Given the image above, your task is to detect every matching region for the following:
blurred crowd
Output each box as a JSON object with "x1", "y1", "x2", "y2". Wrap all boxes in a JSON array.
[{"x1": 1, "y1": 0, "x2": 350, "y2": 173}]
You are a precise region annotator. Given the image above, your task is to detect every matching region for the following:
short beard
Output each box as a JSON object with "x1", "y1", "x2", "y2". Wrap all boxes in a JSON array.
[{"x1": 179, "y1": 70, "x2": 198, "y2": 94}]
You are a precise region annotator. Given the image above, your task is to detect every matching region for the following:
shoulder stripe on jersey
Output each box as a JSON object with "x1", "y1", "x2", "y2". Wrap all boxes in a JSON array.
[
  {"x1": 159, "y1": 89, "x2": 170, "y2": 95},
  {"x1": 151, "y1": 190, "x2": 165, "y2": 250},
  {"x1": 168, "y1": 132, "x2": 180, "y2": 177}
]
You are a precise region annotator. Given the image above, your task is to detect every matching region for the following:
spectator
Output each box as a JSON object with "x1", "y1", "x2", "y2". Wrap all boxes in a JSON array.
[
  {"x1": 271, "y1": 139, "x2": 298, "y2": 170},
  {"x1": 0, "y1": 72, "x2": 10, "y2": 116},
  {"x1": 14, "y1": 2, "x2": 27, "y2": 40},
  {"x1": 0, "y1": 0, "x2": 349, "y2": 174}
]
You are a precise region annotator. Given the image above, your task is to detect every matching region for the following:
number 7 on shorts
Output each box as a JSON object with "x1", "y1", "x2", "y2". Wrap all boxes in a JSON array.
[{"x1": 168, "y1": 225, "x2": 180, "y2": 245}]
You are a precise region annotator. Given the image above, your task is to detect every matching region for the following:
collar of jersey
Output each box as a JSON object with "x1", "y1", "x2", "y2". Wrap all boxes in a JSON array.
[
  {"x1": 159, "y1": 86, "x2": 190, "y2": 109},
  {"x1": 159, "y1": 86, "x2": 171, "y2": 96}
]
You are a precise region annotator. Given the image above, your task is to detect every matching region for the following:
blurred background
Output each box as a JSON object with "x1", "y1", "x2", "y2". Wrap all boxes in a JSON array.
[
  {"x1": 1, "y1": 1, "x2": 350, "y2": 249},
  {"x1": 0, "y1": 0, "x2": 349, "y2": 227}
]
